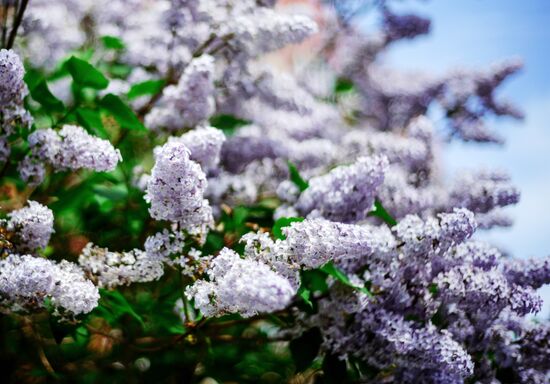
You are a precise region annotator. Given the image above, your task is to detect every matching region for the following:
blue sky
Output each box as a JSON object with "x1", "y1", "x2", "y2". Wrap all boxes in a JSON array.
[{"x1": 374, "y1": 0, "x2": 550, "y2": 315}]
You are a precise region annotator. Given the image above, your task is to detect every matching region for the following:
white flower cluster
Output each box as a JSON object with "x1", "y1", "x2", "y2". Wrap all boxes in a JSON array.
[
  {"x1": 78, "y1": 243, "x2": 164, "y2": 288},
  {"x1": 146, "y1": 55, "x2": 216, "y2": 132},
  {"x1": 19, "y1": 125, "x2": 122, "y2": 185},
  {"x1": 186, "y1": 248, "x2": 294, "y2": 318},
  {"x1": 240, "y1": 231, "x2": 300, "y2": 289},
  {"x1": 3, "y1": 201, "x2": 55, "y2": 253},
  {"x1": 254, "y1": 69, "x2": 318, "y2": 115},
  {"x1": 0, "y1": 254, "x2": 99, "y2": 316},
  {"x1": 162, "y1": 126, "x2": 225, "y2": 172},
  {"x1": 146, "y1": 140, "x2": 213, "y2": 234},
  {"x1": 144, "y1": 229, "x2": 187, "y2": 262}
]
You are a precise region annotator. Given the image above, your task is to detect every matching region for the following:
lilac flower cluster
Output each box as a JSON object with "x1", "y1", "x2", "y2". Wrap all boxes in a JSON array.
[
  {"x1": 0, "y1": 49, "x2": 27, "y2": 109},
  {"x1": 78, "y1": 243, "x2": 164, "y2": 288},
  {"x1": 145, "y1": 140, "x2": 213, "y2": 234},
  {"x1": 284, "y1": 208, "x2": 548, "y2": 382},
  {"x1": 294, "y1": 156, "x2": 388, "y2": 223},
  {"x1": 329, "y1": 8, "x2": 522, "y2": 141},
  {"x1": 162, "y1": 125, "x2": 225, "y2": 172},
  {"x1": 221, "y1": 6, "x2": 318, "y2": 58},
  {"x1": 2, "y1": 201, "x2": 55, "y2": 253},
  {"x1": 282, "y1": 218, "x2": 395, "y2": 270},
  {"x1": 0, "y1": 254, "x2": 99, "y2": 316},
  {"x1": 146, "y1": 55, "x2": 216, "y2": 132},
  {"x1": 144, "y1": 229, "x2": 187, "y2": 262},
  {"x1": 186, "y1": 248, "x2": 294, "y2": 318},
  {"x1": 20, "y1": 125, "x2": 122, "y2": 186},
  {"x1": 0, "y1": 49, "x2": 32, "y2": 155}
]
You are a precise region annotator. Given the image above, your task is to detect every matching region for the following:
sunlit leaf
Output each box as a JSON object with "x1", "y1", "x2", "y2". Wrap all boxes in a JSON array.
[
  {"x1": 127, "y1": 79, "x2": 165, "y2": 100},
  {"x1": 66, "y1": 56, "x2": 109, "y2": 89},
  {"x1": 100, "y1": 94, "x2": 146, "y2": 131},
  {"x1": 288, "y1": 161, "x2": 309, "y2": 192}
]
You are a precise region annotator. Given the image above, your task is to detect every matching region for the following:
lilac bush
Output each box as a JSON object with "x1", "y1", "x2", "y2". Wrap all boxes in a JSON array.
[{"x1": 0, "y1": 0, "x2": 547, "y2": 383}]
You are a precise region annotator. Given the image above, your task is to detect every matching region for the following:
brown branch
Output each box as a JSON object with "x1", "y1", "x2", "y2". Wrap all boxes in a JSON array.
[
  {"x1": 23, "y1": 317, "x2": 57, "y2": 377},
  {"x1": 6, "y1": 0, "x2": 28, "y2": 49},
  {"x1": 192, "y1": 33, "x2": 217, "y2": 58},
  {"x1": 209, "y1": 334, "x2": 292, "y2": 344},
  {"x1": 1, "y1": 2, "x2": 9, "y2": 48}
]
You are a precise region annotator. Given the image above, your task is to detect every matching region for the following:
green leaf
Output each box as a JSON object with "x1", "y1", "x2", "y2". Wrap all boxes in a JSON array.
[
  {"x1": 109, "y1": 64, "x2": 133, "y2": 78},
  {"x1": 66, "y1": 56, "x2": 109, "y2": 90},
  {"x1": 99, "y1": 289, "x2": 145, "y2": 328},
  {"x1": 101, "y1": 35, "x2": 125, "y2": 50},
  {"x1": 76, "y1": 108, "x2": 108, "y2": 139},
  {"x1": 167, "y1": 324, "x2": 188, "y2": 335},
  {"x1": 26, "y1": 77, "x2": 66, "y2": 113},
  {"x1": 321, "y1": 262, "x2": 372, "y2": 297},
  {"x1": 209, "y1": 114, "x2": 250, "y2": 135},
  {"x1": 100, "y1": 94, "x2": 146, "y2": 131},
  {"x1": 92, "y1": 184, "x2": 128, "y2": 201},
  {"x1": 288, "y1": 161, "x2": 309, "y2": 192},
  {"x1": 367, "y1": 200, "x2": 397, "y2": 227},
  {"x1": 232, "y1": 206, "x2": 249, "y2": 227},
  {"x1": 127, "y1": 79, "x2": 166, "y2": 100},
  {"x1": 290, "y1": 328, "x2": 322, "y2": 372},
  {"x1": 23, "y1": 69, "x2": 43, "y2": 90},
  {"x1": 272, "y1": 216, "x2": 304, "y2": 240},
  {"x1": 301, "y1": 269, "x2": 329, "y2": 295},
  {"x1": 73, "y1": 326, "x2": 89, "y2": 347},
  {"x1": 335, "y1": 77, "x2": 355, "y2": 94},
  {"x1": 297, "y1": 285, "x2": 313, "y2": 308}
]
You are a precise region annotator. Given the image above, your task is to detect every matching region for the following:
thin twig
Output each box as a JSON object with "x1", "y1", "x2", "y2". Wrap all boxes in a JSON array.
[
  {"x1": 26, "y1": 318, "x2": 57, "y2": 377},
  {"x1": 55, "y1": 104, "x2": 79, "y2": 127},
  {"x1": 1, "y1": 2, "x2": 9, "y2": 48},
  {"x1": 192, "y1": 33, "x2": 217, "y2": 58},
  {"x1": 11, "y1": 0, "x2": 19, "y2": 39},
  {"x1": 6, "y1": 0, "x2": 28, "y2": 49}
]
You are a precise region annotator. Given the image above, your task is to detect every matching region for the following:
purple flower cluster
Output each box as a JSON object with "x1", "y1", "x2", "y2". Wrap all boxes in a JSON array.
[
  {"x1": 290, "y1": 207, "x2": 549, "y2": 382},
  {"x1": 145, "y1": 140, "x2": 213, "y2": 234},
  {"x1": 146, "y1": 55, "x2": 216, "y2": 132},
  {"x1": 0, "y1": 49, "x2": 32, "y2": 154},
  {"x1": 295, "y1": 156, "x2": 388, "y2": 223}
]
